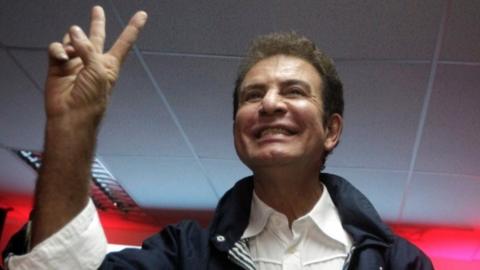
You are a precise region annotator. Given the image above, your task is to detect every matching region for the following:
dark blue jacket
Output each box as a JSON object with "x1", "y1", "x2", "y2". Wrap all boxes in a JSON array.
[{"x1": 99, "y1": 174, "x2": 434, "y2": 269}]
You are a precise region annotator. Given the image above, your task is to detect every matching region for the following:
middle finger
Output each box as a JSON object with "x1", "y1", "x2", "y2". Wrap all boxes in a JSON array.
[{"x1": 89, "y1": 5, "x2": 106, "y2": 52}]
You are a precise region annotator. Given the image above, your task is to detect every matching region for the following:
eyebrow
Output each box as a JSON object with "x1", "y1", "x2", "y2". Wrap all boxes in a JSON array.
[{"x1": 240, "y1": 83, "x2": 265, "y2": 93}]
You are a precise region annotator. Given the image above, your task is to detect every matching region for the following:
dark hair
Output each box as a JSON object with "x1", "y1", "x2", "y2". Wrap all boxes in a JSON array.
[{"x1": 233, "y1": 32, "x2": 344, "y2": 124}]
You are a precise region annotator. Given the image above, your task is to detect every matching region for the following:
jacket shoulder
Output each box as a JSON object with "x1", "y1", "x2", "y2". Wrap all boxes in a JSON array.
[{"x1": 385, "y1": 236, "x2": 434, "y2": 270}]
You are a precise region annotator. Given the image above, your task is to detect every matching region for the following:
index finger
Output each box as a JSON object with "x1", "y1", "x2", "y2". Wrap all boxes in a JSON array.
[{"x1": 108, "y1": 11, "x2": 148, "y2": 63}]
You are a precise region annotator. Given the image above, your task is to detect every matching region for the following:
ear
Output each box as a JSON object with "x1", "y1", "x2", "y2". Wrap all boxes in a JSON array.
[{"x1": 323, "y1": 113, "x2": 343, "y2": 152}]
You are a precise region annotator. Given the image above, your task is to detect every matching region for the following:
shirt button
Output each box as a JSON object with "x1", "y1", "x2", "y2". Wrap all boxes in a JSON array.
[
  {"x1": 272, "y1": 216, "x2": 282, "y2": 227},
  {"x1": 287, "y1": 246, "x2": 297, "y2": 254}
]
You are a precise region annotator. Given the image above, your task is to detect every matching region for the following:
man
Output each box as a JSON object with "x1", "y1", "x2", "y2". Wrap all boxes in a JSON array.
[{"x1": 4, "y1": 6, "x2": 432, "y2": 270}]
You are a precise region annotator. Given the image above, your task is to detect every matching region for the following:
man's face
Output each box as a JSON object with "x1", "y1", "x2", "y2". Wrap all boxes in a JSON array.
[{"x1": 234, "y1": 55, "x2": 333, "y2": 171}]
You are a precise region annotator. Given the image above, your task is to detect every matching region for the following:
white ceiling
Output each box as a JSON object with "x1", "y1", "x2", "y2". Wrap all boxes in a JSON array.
[{"x1": 0, "y1": 0, "x2": 479, "y2": 228}]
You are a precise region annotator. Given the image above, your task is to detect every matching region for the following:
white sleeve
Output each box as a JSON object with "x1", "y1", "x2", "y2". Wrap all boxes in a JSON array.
[{"x1": 6, "y1": 199, "x2": 108, "y2": 270}]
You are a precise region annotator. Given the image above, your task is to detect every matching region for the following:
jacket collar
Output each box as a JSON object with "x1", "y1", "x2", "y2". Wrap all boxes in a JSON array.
[
  {"x1": 321, "y1": 173, "x2": 394, "y2": 248},
  {"x1": 209, "y1": 176, "x2": 253, "y2": 251},
  {"x1": 209, "y1": 173, "x2": 394, "y2": 251}
]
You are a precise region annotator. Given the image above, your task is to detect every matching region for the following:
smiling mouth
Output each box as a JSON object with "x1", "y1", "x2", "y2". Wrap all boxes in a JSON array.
[{"x1": 256, "y1": 127, "x2": 295, "y2": 139}]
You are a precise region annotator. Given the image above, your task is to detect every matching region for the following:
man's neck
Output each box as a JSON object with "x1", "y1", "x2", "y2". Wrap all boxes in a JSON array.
[{"x1": 252, "y1": 166, "x2": 323, "y2": 227}]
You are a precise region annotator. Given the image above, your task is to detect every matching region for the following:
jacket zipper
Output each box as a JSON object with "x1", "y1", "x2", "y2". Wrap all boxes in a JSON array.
[
  {"x1": 342, "y1": 241, "x2": 391, "y2": 270},
  {"x1": 342, "y1": 245, "x2": 356, "y2": 270}
]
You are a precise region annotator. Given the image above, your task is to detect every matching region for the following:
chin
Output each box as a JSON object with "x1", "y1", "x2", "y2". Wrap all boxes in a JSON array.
[{"x1": 242, "y1": 150, "x2": 299, "y2": 168}]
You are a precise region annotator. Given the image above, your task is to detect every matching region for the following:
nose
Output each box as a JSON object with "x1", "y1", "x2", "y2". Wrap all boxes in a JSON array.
[{"x1": 259, "y1": 89, "x2": 287, "y2": 116}]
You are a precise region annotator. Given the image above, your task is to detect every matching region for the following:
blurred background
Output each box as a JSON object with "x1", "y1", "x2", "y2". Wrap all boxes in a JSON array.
[{"x1": 1, "y1": 1, "x2": 479, "y2": 269}]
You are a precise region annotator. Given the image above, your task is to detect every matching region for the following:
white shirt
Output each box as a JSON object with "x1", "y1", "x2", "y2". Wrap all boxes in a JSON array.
[
  {"x1": 6, "y1": 184, "x2": 352, "y2": 270},
  {"x1": 5, "y1": 200, "x2": 107, "y2": 270},
  {"x1": 242, "y1": 184, "x2": 353, "y2": 270}
]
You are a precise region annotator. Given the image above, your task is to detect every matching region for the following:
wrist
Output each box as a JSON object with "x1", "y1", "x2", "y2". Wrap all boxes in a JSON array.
[
  {"x1": 46, "y1": 111, "x2": 101, "y2": 135},
  {"x1": 43, "y1": 113, "x2": 99, "y2": 167}
]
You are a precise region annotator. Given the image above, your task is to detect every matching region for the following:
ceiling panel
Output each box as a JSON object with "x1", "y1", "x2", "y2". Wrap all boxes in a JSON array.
[
  {"x1": 96, "y1": 55, "x2": 193, "y2": 157},
  {"x1": 0, "y1": 148, "x2": 36, "y2": 194},
  {"x1": 200, "y1": 158, "x2": 251, "y2": 197},
  {"x1": 401, "y1": 172, "x2": 480, "y2": 227},
  {"x1": 112, "y1": 0, "x2": 276, "y2": 55},
  {"x1": 324, "y1": 167, "x2": 407, "y2": 222},
  {"x1": 9, "y1": 49, "x2": 47, "y2": 90},
  {"x1": 327, "y1": 62, "x2": 430, "y2": 170},
  {"x1": 415, "y1": 65, "x2": 480, "y2": 176},
  {"x1": 101, "y1": 155, "x2": 218, "y2": 209},
  {"x1": 0, "y1": 0, "x2": 122, "y2": 49},
  {"x1": 1, "y1": 0, "x2": 479, "y2": 232},
  {"x1": 11, "y1": 49, "x2": 194, "y2": 157},
  {"x1": 143, "y1": 54, "x2": 240, "y2": 159},
  {"x1": 440, "y1": 0, "x2": 480, "y2": 62},
  {"x1": 272, "y1": 0, "x2": 445, "y2": 60},
  {"x1": 0, "y1": 49, "x2": 45, "y2": 150}
]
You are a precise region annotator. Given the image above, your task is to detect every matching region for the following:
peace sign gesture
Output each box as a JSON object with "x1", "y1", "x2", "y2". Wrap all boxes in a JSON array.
[
  {"x1": 28, "y1": 6, "x2": 147, "y2": 249},
  {"x1": 45, "y1": 6, "x2": 147, "y2": 123}
]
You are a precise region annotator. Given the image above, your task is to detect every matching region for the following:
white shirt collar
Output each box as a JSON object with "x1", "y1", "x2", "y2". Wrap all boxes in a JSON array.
[
  {"x1": 241, "y1": 190, "x2": 274, "y2": 239},
  {"x1": 241, "y1": 182, "x2": 351, "y2": 249}
]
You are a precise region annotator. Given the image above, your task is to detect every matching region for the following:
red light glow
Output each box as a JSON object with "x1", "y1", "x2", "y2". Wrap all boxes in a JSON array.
[{"x1": 1, "y1": 194, "x2": 480, "y2": 270}]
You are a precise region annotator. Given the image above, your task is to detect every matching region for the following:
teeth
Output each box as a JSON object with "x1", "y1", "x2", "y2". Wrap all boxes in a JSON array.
[{"x1": 260, "y1": 128, "x2": 291, "y2": 137}]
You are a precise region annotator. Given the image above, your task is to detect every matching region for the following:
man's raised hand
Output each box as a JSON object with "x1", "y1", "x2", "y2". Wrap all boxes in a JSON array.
[
  {"x1": 45, "y1": 6, "x2": 147, "y2": 123},
  {"x1": 29, "y1": 6, "x2": 147, "y2": 249}
]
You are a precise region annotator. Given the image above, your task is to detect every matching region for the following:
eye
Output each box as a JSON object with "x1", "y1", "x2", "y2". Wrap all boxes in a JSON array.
[
  {"x1": 242, "y1": 89, "x2": 264, "y2": 102},
  {"x1": 285, "y1": 86, "x2": 306, "y2": 97}
]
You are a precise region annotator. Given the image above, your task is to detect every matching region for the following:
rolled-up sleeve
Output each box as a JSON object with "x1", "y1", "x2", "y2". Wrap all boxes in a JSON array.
[{"x1": 6, "y1": 199, "x2": 107, "y2": 270}]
